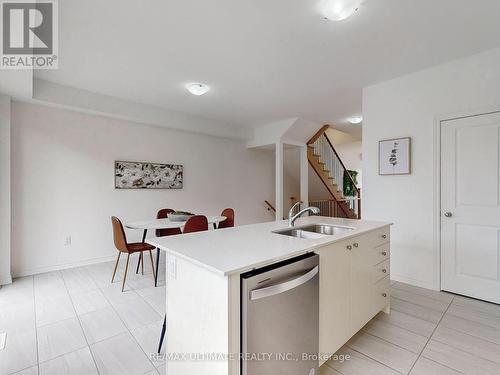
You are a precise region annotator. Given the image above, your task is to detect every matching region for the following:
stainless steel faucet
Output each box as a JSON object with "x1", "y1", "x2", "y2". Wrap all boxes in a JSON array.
[{"x1": 288, "y1": 202, "x2": 320, "y2": 226}]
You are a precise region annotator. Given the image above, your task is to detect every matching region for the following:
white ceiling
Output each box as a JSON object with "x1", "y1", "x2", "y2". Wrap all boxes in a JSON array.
[{"x1": 36, "y1": 0, "x2": 500, "y2": 132}]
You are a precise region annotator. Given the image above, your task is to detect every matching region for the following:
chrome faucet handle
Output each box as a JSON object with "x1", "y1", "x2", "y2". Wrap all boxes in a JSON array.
[
  {"x1": 288, "y1": 202, "x2": 302, "y2": 226},
  {"x1": 288, "y1": 202, "x2": 301, "y2": 219},
  {"x1": 289, "y1": 201, "x2": 301, "y2": 214},
  {"x1": 289, "y1": 204, "x2": 320, "y2": 226}
]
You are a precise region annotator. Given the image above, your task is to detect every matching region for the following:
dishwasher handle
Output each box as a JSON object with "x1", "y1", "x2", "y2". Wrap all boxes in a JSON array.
[{"x1": 250, "y1": 266, "x2": 319, "y2": 301}]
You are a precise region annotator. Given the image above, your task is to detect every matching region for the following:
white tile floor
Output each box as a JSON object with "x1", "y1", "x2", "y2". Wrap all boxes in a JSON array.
[
  {"x1": 2, "y1": 258, "x2": 500, "y2": 375},
  {"x1": 0, "y1": 254, "x2": 165, "y2": 375},
  {"x1": 323, "y1": 281, "x2": 500, "y2": 375}
]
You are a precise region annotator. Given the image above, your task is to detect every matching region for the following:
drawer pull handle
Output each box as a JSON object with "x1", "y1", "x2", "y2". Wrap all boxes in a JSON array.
[
  {"x1": 382, "y1": 269, "x2": 387, "y2": 273},
  {"x1": 353, "y1": 243, "x2": 359, "y2": 248},
  {"x1": 346, "y1": 245, "x2": 352, "y2": 250},
  {"x1": 382, "y1": 251, "x2": 387, "y2": 256},
  {"x1": 382, "y1": 293, "x2": 387, "y2": 298},
  {"x1": 382, "y1": 234, "x2": 387, "y2": 239}
]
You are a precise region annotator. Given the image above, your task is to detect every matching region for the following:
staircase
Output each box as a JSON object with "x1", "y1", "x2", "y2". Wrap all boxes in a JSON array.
[{"x1": 307, "y1": 125, "x2": 361, "y2": 219}]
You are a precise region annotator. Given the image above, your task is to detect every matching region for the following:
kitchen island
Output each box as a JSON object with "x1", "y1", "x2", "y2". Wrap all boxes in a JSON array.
[{"x1": 147, "y1": 216, "x2": 391, "y2": 375}]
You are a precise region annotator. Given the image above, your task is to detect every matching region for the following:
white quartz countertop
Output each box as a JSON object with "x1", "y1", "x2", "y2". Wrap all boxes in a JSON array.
[{"x1": 147, "y1": 216, "x2": 392, "y2": 276}]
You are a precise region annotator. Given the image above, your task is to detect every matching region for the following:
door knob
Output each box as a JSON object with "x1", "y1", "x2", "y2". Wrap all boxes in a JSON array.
[{"x1": 444, "y1": 212, "x2": 453, "y2": 218}]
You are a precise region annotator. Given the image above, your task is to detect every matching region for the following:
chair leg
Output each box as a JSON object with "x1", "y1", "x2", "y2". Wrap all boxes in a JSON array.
[
  {"x1": 111, "y1": 252, "x2": 121, "y2": 283},
  {"x1": 148, "y1": 250, "x2": 155, "y2": 282},
  {"x1": 158, "y1": 315, "x2": 166, "y2": 354},
  {"x1": 155, "y1": 248, "x2": 160, "y2": 287},
  {"x1": 136, "y1": 253, "x2": 141, "y2": 274},
  {"x1": 136, "y1": 229, "x2": 148, "y2": 274},
  {"x1": 122, "y1": 254, "x2": 130, "y2": 292},
  {"x1": 141, "y1": 252, "x2": 144, "y2": 275}
]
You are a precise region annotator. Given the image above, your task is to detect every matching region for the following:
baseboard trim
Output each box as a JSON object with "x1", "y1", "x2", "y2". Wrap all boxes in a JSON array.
[
  {"x1": 391, "y1": 274, "x2": 437, "y2": 291},
  {"x1": 0, "y1": 274, "x2": 12, "y2": 286},
  {"x1": 12, "y1": 255, "x2": 117, "y2": 278}
]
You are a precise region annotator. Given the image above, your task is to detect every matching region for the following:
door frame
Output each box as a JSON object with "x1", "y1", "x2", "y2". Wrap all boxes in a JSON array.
[{"x1": 434, "y1": 105, "x2": 500, "y2": 291}]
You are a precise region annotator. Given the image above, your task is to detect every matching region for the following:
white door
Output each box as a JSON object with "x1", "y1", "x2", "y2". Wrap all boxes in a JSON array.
[{"x1": 441, "y1": 111, "x2": 500, "y2": 304}]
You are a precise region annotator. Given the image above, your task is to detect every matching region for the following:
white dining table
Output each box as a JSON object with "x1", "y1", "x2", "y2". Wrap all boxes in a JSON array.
[
  {"x1": 125, "y1": 216, "x2": 226, "y2": 232},
  {"x1": 125, "y1": 215, "x2": 227, "y2": 286}
]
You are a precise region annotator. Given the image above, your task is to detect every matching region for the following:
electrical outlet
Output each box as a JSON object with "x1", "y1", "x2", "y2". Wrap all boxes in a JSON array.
[
  {"x1": 167, "y1": 256, "x2": 177, "y2": 280},
  {"x1": 64, "y1": 236, "x2": 72, "y2": 246}
]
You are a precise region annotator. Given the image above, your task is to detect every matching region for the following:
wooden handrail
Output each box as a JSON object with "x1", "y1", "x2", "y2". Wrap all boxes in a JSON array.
[
  {"x1": 307, "y1": 125, "x2": 330, "y2": 145},
  {"x1": 311, "y1": 198, "x2": 361, "y2": 203},
  {"x1": 307, "y1": 125, "x2": 361, "y2": 219},
  {"x1": 264, "y1": 200, "x2": 276, "y2": 212},
  {"x1": 307, "y1": 159, "x2": 352, "y2": 218},
  {"x1": 322, "y1": 131, "x2": 361, "y2": 199}
]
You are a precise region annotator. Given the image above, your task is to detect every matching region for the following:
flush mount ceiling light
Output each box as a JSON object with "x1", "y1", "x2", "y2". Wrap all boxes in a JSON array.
[
  {"x1": 348, "y1": 116, "x2": 363, "y2": 124},
  {"x1": 186, "y1": 83, "x2": 210, "y2": 96},
  {"x1": 319, "y1": 0, "x2": 363, "y2": 21}
]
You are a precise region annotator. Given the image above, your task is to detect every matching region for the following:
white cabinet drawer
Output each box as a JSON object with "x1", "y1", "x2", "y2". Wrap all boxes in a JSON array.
[
  {"x1": 373, "y1": 276, "x2": 390, "y2": 313},
  {"x1": 372, "y1": 243, "x2": 390, "y2": 265},
  {"x1": 372, "y1": 259, "x2": 390, "y2": 284},
  {"x1": 366, "y1": 227, "x2": 390, "y2": 248}
]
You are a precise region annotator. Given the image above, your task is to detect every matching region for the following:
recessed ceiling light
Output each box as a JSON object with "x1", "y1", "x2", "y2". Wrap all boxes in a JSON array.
[
  {"x1": 320, "y1": 0, "x2": 363, "y2": 21},
  {"x1": 348, "y1": 116, "x2": 363, "y2": 124},
  {"x1": 186, "y1": 83, "x2": 210, "y2": 96}
]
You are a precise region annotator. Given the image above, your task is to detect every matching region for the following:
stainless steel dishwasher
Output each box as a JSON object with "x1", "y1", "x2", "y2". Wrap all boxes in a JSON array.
[{"x1": 241, "y1": 253, "x2": 319, "y2": 375}]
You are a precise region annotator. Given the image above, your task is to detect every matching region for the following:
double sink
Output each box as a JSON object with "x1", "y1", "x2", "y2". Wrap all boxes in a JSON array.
[{"x1": 273, "y1": 224, "x2": 354, "y2": 239}]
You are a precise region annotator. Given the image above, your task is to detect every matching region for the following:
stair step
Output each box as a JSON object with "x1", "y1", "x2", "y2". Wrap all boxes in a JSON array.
[{"x1": 307, "y1": 144, "x2": 359, "y2": 219}]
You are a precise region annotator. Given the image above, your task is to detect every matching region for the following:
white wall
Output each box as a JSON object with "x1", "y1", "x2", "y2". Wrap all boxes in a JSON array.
[
  {"x1": 0, "y1": 70, "x2": 32, "y2": 99},
  {"x1": 0, "y1": 95, "x2": 12, "y2": 285},
  {"x1": 363, "y1": 46, "x2": 500, "y2": 289},
  {"x1": 11, "y1": 102, "x2": 275, "y2": 277}
]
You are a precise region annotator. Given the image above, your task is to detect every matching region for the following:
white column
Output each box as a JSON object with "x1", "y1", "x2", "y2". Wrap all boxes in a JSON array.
[
  {"x1": 275, "y1": 141, "x2": 283, "y2": 221},
  {"x1": 0, "y1": 95, "x2": 11, "y2": 285},
  {"x1": 300, "y1": 145, "x2": 309, "y2": 208}
]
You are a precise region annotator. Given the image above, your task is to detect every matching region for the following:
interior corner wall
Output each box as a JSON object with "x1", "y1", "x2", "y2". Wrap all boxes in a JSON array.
[
  {"x1": 362, "y1": 46, "x2": 500, "y2": 290},
  {"x1": 11, "y1": 101, "x2": 275, "y2": 277},
  {"x1": 283, "y1": 148, "x2": 300, "y2": 217},
  {"x1": 0, "y1": 95, "x2": 12, "y2": 285}
]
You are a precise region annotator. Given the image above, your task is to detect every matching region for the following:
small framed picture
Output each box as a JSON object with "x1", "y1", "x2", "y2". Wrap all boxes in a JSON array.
[{"x1": 379, "y1": 137, "x2": 411, "y2": 175}]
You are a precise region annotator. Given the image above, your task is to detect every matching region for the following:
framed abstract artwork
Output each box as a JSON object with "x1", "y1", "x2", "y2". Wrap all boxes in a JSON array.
[
  {"x1": 378, "y1": 137, "x2": 411, "y2": 175},
  {"x1": 114, "y1": 161, "x2": 183, "y2": 189}
]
